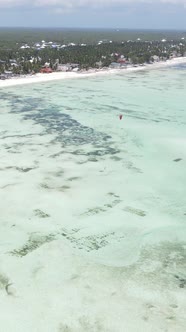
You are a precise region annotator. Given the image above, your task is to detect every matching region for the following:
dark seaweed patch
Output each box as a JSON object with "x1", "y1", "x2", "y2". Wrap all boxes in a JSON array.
[
  {"x1": 3, "y1": 92, "x2": 120, "y2": 158},
  {"x1": 174, "y1": 275, "x2": 186, "y2": 288},
  {"x1": 173, "y1": 158, "x2": 182, "y2": 162},
  {"x1": 124, "y1": 206, "x2": 146, "y2": 217},
  {"x1": 10, "y1": 234, "x2": 55, "y2": 257},
  {"x1": 34, "y1": 209, "x2": 50, "y2": 218}
]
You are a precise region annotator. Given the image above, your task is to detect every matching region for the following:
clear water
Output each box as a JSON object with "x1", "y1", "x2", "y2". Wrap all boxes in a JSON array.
[{"x1": 0, "y1": 65, "x2": 186, "y2": 331}]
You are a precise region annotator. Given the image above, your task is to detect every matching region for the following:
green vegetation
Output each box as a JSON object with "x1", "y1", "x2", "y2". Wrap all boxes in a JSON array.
[{"x1": 0, "y1": 28, "x2": 186, "y2": 74}]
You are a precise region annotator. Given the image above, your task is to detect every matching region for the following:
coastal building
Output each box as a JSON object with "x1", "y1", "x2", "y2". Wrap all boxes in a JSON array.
[
  {"x1": 0, "y1": 74, "x2": 6, "y2": 80},
  {"x1": 9, "y1": 59, "x2": 17, "y2": 64},
  {"x1": 57, "y1": 63, "x2": 79, "y2": 72},
  {"x1": 44, "y1": 62, "x2": 50, "y2": 68},
  {"x1": 152, "y1": 55, "x2": 160, "y2": 62},
  {"x1": 69, "y1": 63, "x2": 79, "y2": 69},
  {"x1": 4, "y1": 70, "x2": 13, "y2": 77},
  {"x1": 109, "y1": 62, "x2": 121, "y2": 69},
  {"x1": 96, "y1": 61, "x2": 103, "y2": 68},
  {"x1": 57, "y1": 64, "x2": 71, "y2": 72},
  {"x1": 117, "y1": 58, "x2": 127, "y2": 64},
  {"x1": 40, "y1": 67, "x2": 52, "y2": 73},
  {"x1": 170, "y1": 51, "x2": 178, "y2": 58},
  {"x1": 20, "y1": 44, "x2": 30, "y2": 49},
  {"x1": 72, "y1": 67, "x2": 79, "y2": 72}
]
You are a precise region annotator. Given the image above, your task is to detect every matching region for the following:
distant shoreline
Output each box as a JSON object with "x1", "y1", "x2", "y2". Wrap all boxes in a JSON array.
[{"x1": 0, "y1": 56, "x2": 186, "y2": 89}]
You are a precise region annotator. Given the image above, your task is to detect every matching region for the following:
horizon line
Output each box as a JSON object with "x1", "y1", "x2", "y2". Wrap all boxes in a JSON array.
[{"x1": 0, "y1": 26, "x2": 186, "y2": 32}]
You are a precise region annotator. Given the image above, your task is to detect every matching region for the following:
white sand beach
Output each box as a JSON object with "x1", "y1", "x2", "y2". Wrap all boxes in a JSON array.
[{"x1": 0, "y1": 56, "x2": 186, "y2": 88}]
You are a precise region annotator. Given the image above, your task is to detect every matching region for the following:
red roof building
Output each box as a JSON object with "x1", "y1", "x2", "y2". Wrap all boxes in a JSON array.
[
  {"x1": 40, "y1": 67, "x2": 53, "y2": 73},
  {"x1": 117, "y1": 58, "x2": 126, "y2": 64}
]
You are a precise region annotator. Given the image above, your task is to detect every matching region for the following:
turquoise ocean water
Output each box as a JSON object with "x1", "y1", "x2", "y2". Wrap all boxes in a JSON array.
[{"x1": 0, "y1": 64, "x2": 186, "y2": 331}]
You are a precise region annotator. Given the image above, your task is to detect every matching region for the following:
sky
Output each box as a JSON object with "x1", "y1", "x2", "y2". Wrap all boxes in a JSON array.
[{"x1": 0, "y1": 0, "x2": 186, "y2": 29}]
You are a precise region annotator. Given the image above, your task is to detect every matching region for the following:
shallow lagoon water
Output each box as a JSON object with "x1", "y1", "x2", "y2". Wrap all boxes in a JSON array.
[{"x1": 0, "y1": 66, "x2": 186, "y2": 331}]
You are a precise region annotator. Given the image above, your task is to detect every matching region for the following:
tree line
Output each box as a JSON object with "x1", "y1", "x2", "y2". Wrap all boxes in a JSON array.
[{"x1": 0, "y1": 40, "x2": 185, "y2": 74}]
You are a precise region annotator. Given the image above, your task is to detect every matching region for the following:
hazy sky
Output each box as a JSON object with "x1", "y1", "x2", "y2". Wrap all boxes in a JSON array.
[{"x1": 0, "y1": 0, "x2": 186, "y2": 29}]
